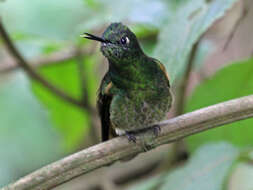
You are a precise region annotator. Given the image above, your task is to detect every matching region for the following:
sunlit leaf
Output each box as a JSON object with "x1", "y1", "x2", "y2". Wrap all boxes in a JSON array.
[
  {"x1": 186, "y1": 59, "x2": 253, "y2": 151},
  {"x1": 31, "y1": 57, "x2": 98, "y2": 149}
]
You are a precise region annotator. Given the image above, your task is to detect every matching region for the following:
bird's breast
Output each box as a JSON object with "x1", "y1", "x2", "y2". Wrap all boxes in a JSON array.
[{"x1": 109, "y1": 87, "x2": 172, "y2": 132}]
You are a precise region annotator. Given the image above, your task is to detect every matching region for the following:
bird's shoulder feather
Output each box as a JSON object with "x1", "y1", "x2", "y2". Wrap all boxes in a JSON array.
[
  {"x1": 150, "y1": 58, "x2": 170, "y2": 87},
  {"x1": 97, "y1": 72, "x2": 116, "y2": 141}
]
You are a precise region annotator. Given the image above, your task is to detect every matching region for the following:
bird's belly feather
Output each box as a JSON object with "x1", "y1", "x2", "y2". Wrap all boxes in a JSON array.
[{"x1": 110, "y1": 91, "x2": 172, "y2": 132}]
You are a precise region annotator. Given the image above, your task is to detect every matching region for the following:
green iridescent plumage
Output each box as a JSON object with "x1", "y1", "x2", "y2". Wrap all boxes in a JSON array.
[{"x1": 83, "y1": 23, "x2": 172, "y2": 141}]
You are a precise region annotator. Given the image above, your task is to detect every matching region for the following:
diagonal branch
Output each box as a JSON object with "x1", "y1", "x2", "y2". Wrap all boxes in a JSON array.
[
  {"x1": 2, "y1": 94, "x2": 253, "y2": 190},
  {"x1": 0, "y1": 46, "x2": 92, "y2": 73},
  {"x1": 0, "y1": 30, "x2": 153, "y2": 74},
  {"x1": 75, "y1": 49, "x2": 90, "y2": 108},
  {"x1": 75, "y1": 48, "x2": 100, "y2": 143},
  {"x1": 0, "y1": 19, "x2": 85, "y2": 108}
]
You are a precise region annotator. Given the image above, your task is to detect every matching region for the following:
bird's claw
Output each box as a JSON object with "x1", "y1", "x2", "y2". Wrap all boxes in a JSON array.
[
  {"x1": 126, "y1": 132, "x2": 137, "y2": 143},
  {"x1": 153, "y1": 125, "x2": 161, "y2": 137},
  {"x1": 142, "y1": 144, "x2": 152, "y2": 152}
]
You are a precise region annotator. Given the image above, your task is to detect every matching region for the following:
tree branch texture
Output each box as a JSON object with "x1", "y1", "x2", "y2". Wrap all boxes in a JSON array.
[
  {"x1": 0, "y1": 20, "x2": 84, "y2": 108},
  {"x1": 2, "y1": 95, "x2": 253, "y2": 190}
]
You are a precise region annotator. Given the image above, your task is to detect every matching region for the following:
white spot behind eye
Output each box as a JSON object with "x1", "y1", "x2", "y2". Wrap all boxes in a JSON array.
[{"x1": 126, "y1": 36, "x2": 130, "y2": 44}]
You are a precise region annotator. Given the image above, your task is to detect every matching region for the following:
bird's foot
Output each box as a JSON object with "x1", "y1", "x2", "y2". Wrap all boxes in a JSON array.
[
  {"x1": 152, "y1": 125, "x2": 161, "y2": 137},
  {"x1": 142, "y1": 144, "x2": 152, "y2": 152},
  {"x1": 126, "y1": 132, "x2": 137, "y2": 143}
]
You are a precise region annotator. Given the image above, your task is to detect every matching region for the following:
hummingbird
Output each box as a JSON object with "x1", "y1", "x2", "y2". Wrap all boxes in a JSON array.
[{"x1": 82, "y1": 23, "x2": 172, "y2": 143}]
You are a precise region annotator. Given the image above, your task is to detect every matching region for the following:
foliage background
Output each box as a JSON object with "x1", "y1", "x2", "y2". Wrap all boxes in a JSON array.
[{"x1": 0, "y1": 0, "x2": 253, "y2": 189}]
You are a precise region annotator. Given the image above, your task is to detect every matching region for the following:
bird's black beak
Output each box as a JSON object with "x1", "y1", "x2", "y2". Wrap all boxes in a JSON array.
[{"x1": 80, "y1": 32, "x2": 110, "y2": 43}]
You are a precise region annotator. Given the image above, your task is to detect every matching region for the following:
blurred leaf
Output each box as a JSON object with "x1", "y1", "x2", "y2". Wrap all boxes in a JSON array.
[
  {"x1": 0, "y1": 73, "x2": 64, "y2": 187},
  {"x1": 83, "y1": 0, "x2": 100, "y2": 8},
  {"x1": 129, "y1": 176, "x2": 161, "y2": 190},
  {"x1": 159, "y1": 143, "x2": 238, "y2": 190},
  {"x1": 132, "y1": 143, "x2": 238, "y2": 190},
  {"x1": 186, "y1": 59, "x2": 253, "y2": 151},
  {"x1": 42, "y1": 43, "x2": 64, "y2": 55},
  {"x1": 131, "y1": 24, "x2": 159, "y2": 55},
  {"x1": 15, "y1": 39, "x2": 67, "y2": 59},
  {"x1": 131, "y1": 24, "x2": 158, "y2": 39},
  {"x1": 160, "y1": 143, "x2": 238, "y2": 190},
  {"x1": 78, "y1": 0, "x2": 167, "y2": 32},
  {"x1": 193, "y1": 39, "x2": 214, "y2": 69},
  {"x1": 0, "y1": 30, "x2": 69, "y2": 59},
  {"x1": 154, "y1": 0, "x2": 237, "y2": 83},
  {"x1": 227, "y1": 162, "x2": 253, "y2": 190},
  {"x1": 0, "y1": 0, "x2": 89, "y2": 40},
  {"x1": 0, "y1": 0, "x2": 89, "y2": 60},
  {"x1": 31, "y1": 57, "x2": 97, "y2": 149},
  {"x1": 1, "y1": 0, "x2": 167, "y2": 41},
  {"x1": 141, "y1": 38, "x2": 157, "y2": 55}
]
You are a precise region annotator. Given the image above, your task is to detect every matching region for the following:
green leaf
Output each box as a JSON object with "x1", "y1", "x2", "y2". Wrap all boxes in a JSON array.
[
  {"x1": 131, "y1": 24, "x2": 159, "y2": 55},
  {"x1": 131, "y1": 24, "x2": 158, "y2": 39},
  {"x1": 0, "y1": 73, "x2": 64, "y2": 187},
  {"x1": 83, "y1": 0, "x2": 100, "y2": 8},
  {"x1": 31, "y1": 57, "x2": 97, "y2": 149},
  {"x1": 186, "y1": 59, "x2": 253, "y2": 151},
  {"x1": 153, "y1": 0, "x2": 237, "y2": 82}
]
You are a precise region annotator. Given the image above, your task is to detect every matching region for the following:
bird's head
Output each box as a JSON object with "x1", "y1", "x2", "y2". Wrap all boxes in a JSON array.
[{"x1": 82, "y1": 23, "x2": 143, "y2": 63}]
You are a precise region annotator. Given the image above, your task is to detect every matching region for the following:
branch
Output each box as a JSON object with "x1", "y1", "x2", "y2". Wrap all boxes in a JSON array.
[
  {"x1": 75, "y1": 48, "x2": 100, "y2": 143},
  {"x1": 0, "y1": 46, "x2": 93, "y2": 73},
  {"x1": 2, "y1": 95, "x2": 253, "y2": 190},
  {"x1": 0, "y1": 19, "x2": 85, "y2": 108},
  {"x1": 75, "y1": 49, "x2": 90, "y2": 108},
  {"x1": 0, "y1": 28, "x2": 151, "y2": 74}
]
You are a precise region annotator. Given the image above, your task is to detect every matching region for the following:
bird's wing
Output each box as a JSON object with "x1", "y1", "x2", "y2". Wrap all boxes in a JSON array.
[
  {"x1": 97, "y1": 72, "x2": 114, "y2": 142},
  {"x1": 152, "y1": 58, "x2": 170, "y2": 87}
]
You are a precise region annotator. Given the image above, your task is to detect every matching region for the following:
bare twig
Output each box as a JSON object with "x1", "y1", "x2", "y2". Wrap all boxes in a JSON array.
[
  {"x1": 2, "y1": 94, "x2": 253, "y2": 190},
  {"x1": 0, "y1": 47, "x2": 93, "y2": 73},
  {"x1": 0, "y1": 29, "x2": 154, "y2": 74},
  {"x1": 75, "y1": 49, "x2": 100, "y2": 143},
  {"x1": 75, "y1": 49, "x2": 90, "y2": 108},
  {"x1": 0, "y1": 19, "x2": 85, "y2": 108},
  {"x1": 73, "y1": 41, "x2": 102, "y2": 144}
]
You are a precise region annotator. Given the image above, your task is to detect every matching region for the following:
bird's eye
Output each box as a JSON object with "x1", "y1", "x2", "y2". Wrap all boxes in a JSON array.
[{"x1": 120, "y1": 36, "x2": 130, "y2": 45}]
